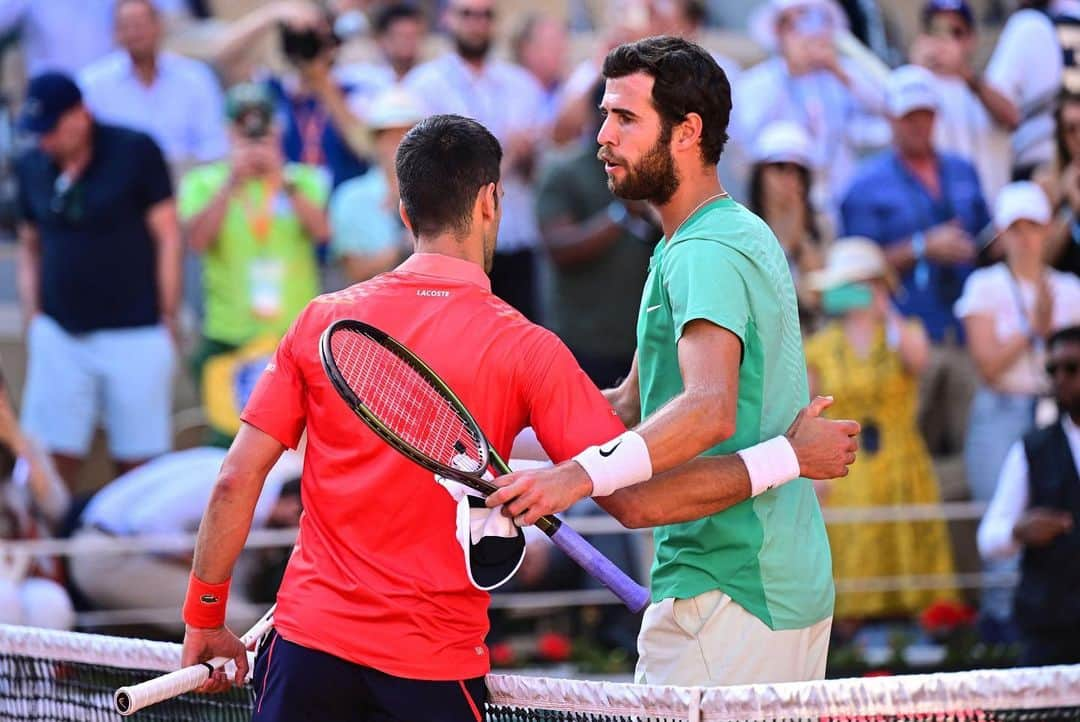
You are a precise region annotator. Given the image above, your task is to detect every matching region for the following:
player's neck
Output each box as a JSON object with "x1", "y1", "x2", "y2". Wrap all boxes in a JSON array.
[
  {"x1": 655, "y1": 170, "x2": 725, "y2": 239},
  {"x1": 414, "y1": 235, "x2": 485, "y2": 269}
]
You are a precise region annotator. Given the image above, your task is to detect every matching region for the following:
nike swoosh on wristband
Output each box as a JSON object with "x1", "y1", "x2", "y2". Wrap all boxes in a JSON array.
[
  {"x1": 646, "y1": 304, "x2": 662, "y2": 313},
  {"x1": 599, "y1": 441, "x2": 622, "y2": 457}
]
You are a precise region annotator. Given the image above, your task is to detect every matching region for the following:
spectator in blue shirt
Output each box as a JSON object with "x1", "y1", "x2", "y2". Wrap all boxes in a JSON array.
[
  {"x1": 14, "y1": 73, "x2": 181, "y2": 491},
  {"x1": 840, "y1": 64, "x2": 990, "y2": 463}
]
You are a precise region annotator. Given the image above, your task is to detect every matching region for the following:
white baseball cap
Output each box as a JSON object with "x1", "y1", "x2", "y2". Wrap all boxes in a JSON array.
[
  {"x1": 366, "y1": 87, "x2": 425, "y2": 131},
  {"x1": 993, "y1": 181, "x2": 1052, "y2": 232},
  {"x1": 886, "y1": 65, "x2": 940, "y2": 118},
  {"x1": 752, "y1": 121, "x2": 813, "y2": 168},
  {"x1": 807, "y1": 236, "x2": 898, "y2": 291},
  {"x1": 748, "y1": 0, "x2": 848, "y2": 52}
]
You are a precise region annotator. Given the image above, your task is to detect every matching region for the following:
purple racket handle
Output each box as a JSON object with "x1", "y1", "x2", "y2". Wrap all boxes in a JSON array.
[{"x1": 548, "y1": 521, "x2": 650, "y2": 613}]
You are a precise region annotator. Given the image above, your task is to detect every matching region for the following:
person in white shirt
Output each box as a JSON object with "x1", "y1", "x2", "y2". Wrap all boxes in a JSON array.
[
  {"x1": 68, "y1": 447, "x2": 302, "y2": 633},
  {"x1": 984, "y1": 0, "x2": 1064, "y2": 179},
  {"x1": 977, "y1": 325, "x2": 1080, "y2": 665},
  {"x1": 404, "y1": 0, "x2": 547, "y2": 320},
  {"x1": 738, "y1": 0, "x2": 888, "y2": 219},
  {"x1": 910, "y1": 0, "x2": 1018, "y2": 203},
  {"x1": 0, "y1": 0, "x2": 184, "y2": 78},
  {"x1": 955, "y1": 181, "x2": 1080, "y2": 640},
  {"x1": 78, "y1": 0, "x2": 227, "y2": 173}
]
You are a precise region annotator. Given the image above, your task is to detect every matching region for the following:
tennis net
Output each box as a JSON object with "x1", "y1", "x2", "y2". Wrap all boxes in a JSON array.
[{"x1": 1, "y1": 623, "x2": 1079, "y2": 721}]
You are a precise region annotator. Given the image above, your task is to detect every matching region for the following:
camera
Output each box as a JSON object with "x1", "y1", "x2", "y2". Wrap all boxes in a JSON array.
[
  {"x1": 279, "y1": 23, "x2": 338, "y2": 63},
  {"x1": 238, "y1": 109, "x2": 272, "y2": 140}
]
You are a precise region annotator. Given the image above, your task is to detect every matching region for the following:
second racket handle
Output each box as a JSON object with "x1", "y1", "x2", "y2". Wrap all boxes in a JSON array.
[{"x1": 547, "y1": 521, "x2": 651, "y2": 613}]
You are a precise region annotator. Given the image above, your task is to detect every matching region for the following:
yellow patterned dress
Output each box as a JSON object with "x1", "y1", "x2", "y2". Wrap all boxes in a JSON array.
[{"x1": 804, "y1": 322, "x2": 958, "y2": 619}]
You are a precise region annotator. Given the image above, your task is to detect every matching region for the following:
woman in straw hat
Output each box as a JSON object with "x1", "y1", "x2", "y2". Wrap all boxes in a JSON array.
[{"x1": 805, "y1": 237, "x2": 959, "y2": 624}]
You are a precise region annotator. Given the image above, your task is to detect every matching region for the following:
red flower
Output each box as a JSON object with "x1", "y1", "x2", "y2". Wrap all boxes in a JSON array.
[
  {"x1": 863, "y1": 669, "x2": 893, "y2": 677},
  {"x1": 490, "y1": 642, "x2": 515, "y2": 667},
  {"x1": 920, "y1": 600, "x2": 977, "y2": 634},
  {"x1": 536, "y1": 632, "x2": 572, "y2": 662}
]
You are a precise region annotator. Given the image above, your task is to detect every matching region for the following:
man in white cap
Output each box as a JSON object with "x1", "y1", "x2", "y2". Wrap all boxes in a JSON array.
[
  {"x1": 328, "y1": 87, "x2": 425, "y2": 284},
  {"x1": 841, "y1": 64, "x2": 990, "y2": 476},
  {"x1": 736, "y1": 0, "x2": 888, "y2": 219}
]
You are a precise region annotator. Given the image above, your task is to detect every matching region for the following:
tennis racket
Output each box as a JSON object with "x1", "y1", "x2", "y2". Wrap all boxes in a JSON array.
[
  {"x1": 114, "y1": 604, "x2": 276, "y2": 716},
  {"x1": 319, "y1": 318, "x2": 650, "y2": 613}
]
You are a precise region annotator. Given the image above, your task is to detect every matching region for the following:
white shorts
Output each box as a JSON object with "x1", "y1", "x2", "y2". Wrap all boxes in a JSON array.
[
  {"x1": 635, "y1": 589, "x2": 831, "y2": 687},
  {"x1": 20, "y1": 314, "x2": 175, "y2": 460}
]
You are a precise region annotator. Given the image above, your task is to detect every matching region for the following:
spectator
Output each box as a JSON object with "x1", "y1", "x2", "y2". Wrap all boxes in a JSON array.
[
  {"x1": 1034, "y1": 91, "x2": 1080, "y2": 276},
  {"x1": 405, "y1": 0, "x2": 547, "y2": 320},
  {"x1": 512, "y1": 14, "x2": 569, "y2": 125},
  {"x1": 747, "y1": 120, "x2": 827, "y2": 325},
  {"x1": 0, "y1": 0, "x2": 182, "y2": 78},
  {"x1": 984, "y1": 0, "x2": 1063, "y2": 180},
  {"x1": 840, "y1": 65, "x2": 989, "y2": 466},
  {"x1": 910, "y1": 0, "x2": 1018, "y2": 202},
  {"x1": 738, "y1": 0, "x2": 887, "y2": 218},
  {"x1": 534, "y1": 82, "x2": 658, "y2": 388},
  {"x1": 213, "y1": 2, "x2": 372, "y2": 188},
  {"x1": 0, "y1": 367, "x2": 74, "y2": 631},
  {"x1": 15, "y1": 73, "x2": 180, "y2": 491},
  {"x1": 804, "y1": 237, "x2": 958, "y2": 623},
  {"x1": 337, "y1": 2, "x2": 428, "y2": 120},
  {"x1": 328, "y1": 87, "x2": 423, "y2": 285},
  {"x1": 180, "y1": 83, "x2": 328, "y2": 445},
  {"x1": 68, "y1": 446, "x2": 302, "y2": 633},
  {"x1": 78, "y1": 0, "x2": 227, "y2": 175},
  {"x1": 978, "y1": 325, "x2": 1080, "y2": 665},
  {"x1": 955, "y1": 181, "x2": 1080, "y2": 640}
]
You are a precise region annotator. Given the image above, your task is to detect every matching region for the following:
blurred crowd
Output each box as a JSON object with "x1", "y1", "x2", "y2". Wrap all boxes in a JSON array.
[{"x1": 1, "y1": 0, "x2": 1080, "y2": 668}]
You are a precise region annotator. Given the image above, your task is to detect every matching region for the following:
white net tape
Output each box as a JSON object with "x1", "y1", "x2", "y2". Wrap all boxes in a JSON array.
[{"x1": 2, "y1": 625, "x2": 1079, "y2": 721}]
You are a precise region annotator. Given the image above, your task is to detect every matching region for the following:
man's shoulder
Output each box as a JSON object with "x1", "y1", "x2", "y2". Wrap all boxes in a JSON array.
[
  {"x1": 1022, "y1": 419, "x2": 1068, "y2": 456},
  {"x1": 78, "y1": 51, "x2": 128, "y2": 88},
  {"x1": 330, "y1": 168, "x2": 386, "y2": 206}
]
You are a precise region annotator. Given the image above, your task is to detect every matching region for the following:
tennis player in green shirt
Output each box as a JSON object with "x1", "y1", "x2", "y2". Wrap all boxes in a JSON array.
[{"x1": 489, "y1": 36, "x2": 857, "y2": 686}]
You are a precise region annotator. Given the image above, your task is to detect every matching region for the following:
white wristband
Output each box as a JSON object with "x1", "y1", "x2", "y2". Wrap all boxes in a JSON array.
[
  {"x1": 736, "y1": 436, "x2": 801, "y2": 497},
  {"x1": 573, "y1": 431, "x2": 653, "y2": 497}
]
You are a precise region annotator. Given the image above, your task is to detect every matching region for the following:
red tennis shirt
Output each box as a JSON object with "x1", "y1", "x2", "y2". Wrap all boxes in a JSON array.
[{"x1": 241, "y1": 253, "x2": 625, "y2": 681}]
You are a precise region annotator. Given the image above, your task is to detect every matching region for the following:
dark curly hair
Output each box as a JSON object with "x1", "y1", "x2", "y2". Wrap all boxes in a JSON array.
[{"x1": 602, "y1": 35, "x2": 731, "y2": 165}]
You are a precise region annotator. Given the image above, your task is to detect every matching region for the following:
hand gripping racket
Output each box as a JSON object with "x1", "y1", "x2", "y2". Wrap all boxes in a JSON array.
[
  {"x1": 114, "y1": 605, "x2": 276, "y2": 715},
  {"x1": 319, "y1": 319, "x2": 650, "y2": 613}
]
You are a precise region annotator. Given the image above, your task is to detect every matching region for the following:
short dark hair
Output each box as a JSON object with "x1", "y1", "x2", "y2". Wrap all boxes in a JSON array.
[
  {"x1": 373, "y1": 2, "x2": 423, "y2": 35},
  {"x1": 602, "y1": 35, "x2": 731, "y2": 164},
  {"x1": 1048, "y1": 325, "x2": 1080, "y2": 352},
  {"x1": 396, "y1": 114, "x2": 502, "y2": 237}
]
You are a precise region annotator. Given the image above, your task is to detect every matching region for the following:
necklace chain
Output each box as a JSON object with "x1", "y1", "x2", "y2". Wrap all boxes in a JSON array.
[{"x1": 672, "y1": 191, "x2": 729, "y2": 237}]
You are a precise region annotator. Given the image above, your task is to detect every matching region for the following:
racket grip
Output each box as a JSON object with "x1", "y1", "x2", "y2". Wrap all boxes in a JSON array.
[
  {"x1": 548, "y1": 522, "x2": 651, "y2": 613},
  {"x1": 115, "y1": 660, "x2": 219, "y2": 715}
]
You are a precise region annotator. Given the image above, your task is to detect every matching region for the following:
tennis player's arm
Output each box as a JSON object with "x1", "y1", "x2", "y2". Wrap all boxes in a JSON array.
[
  {"x1": 190, "y1": 423, "x2": 286, "y2": 586},
  {"x1": 630, "y1": 318, "x2": 739, "y2": 473},
  {"x1": 603, "y1": 353, "x2": 640, "y2": 428}
]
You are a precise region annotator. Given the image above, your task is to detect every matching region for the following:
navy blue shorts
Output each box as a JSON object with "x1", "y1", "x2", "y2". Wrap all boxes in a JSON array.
[{"x1": 250, "y1": 631, "x2": 487, "y2": 722}]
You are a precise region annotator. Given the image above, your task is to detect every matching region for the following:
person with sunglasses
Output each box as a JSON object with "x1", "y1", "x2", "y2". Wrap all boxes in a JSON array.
[
  {"x1": 14, "y1": 71, "x2": 181, "y2": 492},
  {"x1": 956, "y1": 181, "x2": 1080, "y2": 642},
  {"x1": 977, "y1": 325, "x2": 1080, "y2": 666},
  {"x1": 910, "y1": 0, "x2": 1017, "y2": 203},
  {"x1": 1033, "y1": 91, "x2": 1080, "y2": 277}
]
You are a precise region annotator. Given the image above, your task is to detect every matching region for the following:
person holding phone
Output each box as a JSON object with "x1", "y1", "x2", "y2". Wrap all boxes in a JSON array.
[
  {"x1": 804, "y1": 237, "x2": 959, "y2": 626},
  {"x1": 737, "y1": 0, "x2": 888, "y2": 219},
  {"x1": 179, "y1": 83, "x2": 329, "y2": 446}
]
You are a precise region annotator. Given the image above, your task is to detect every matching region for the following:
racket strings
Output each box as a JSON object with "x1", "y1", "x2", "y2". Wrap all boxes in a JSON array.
[{"x1": 331, "y1": 330, "x2": 485, "y2": 472}]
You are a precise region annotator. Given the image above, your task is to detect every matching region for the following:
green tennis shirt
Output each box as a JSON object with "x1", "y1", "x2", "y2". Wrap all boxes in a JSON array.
[{"x1": 637, "y1": 196, "x2": 834, "y2": 630}]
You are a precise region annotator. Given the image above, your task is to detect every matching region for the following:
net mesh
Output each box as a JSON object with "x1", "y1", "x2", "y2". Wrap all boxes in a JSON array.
[
  {"x1": 329, "y1": 327, "x2": 486, "y2": 473},
  {"x1": 2, "y1": 624, "x2": 1079, "y2": 721}
]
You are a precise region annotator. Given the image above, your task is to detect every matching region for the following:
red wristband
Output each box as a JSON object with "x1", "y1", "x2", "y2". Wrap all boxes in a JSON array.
[{"x1": 182, "y1": 572, "x2": 231, "y2": 629}]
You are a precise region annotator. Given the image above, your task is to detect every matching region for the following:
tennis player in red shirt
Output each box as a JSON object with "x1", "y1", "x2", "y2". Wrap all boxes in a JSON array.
[{"x1": 179, "y1": 115, "x2": 857, "y2": 722}]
